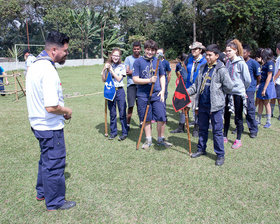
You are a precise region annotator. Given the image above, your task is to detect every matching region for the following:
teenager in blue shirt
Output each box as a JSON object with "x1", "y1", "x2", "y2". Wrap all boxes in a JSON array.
[
  {"x1": 256, "y1": 48, "x2": 276, "y2": 128},
  {"x1": 101, "y1": 48, "x2": 128, "y2": 140},
  {"x1": 171, "y1": 42, "x2": 207, "y2": 137},
  {"x1": 156, "y1": 48, "x2": 171, "y2": 102},
  {"x1": 187, "y1": 44, "x2": 233, "y2": 166},
  {"x1": 243, "y1": 44, "x2": 261, "y2": 138},
  {"x1": 0, "y1": 66, "x2": 9, "y2": 96},
  {"x1": 133, "y1": 40, "x2": 172, "y2": 149},
  {"x1": 124, "y1": 41, "x2": 142, "y2": 130}
]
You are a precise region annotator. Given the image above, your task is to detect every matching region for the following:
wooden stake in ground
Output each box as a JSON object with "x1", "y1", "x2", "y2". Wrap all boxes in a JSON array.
[
  {"x1": 104, "y1": 69, "x2": 109, "y2": 137},
  {"x1": 184, "y1": 108, "x2": 192, "y2": 156},
  {"x1": 136, "y1": 55, "x2": 162, "y2": 150}
]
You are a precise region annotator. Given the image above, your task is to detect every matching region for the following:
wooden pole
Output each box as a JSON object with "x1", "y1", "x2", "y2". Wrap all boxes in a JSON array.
[
  {"x1": 104, "y1": 68, "x2": 109, "y2": 137},
  {"x1": 16, "y1": 76, "x2": 26, "y2": 96},
  {"x1": 136, "y1": 56, "x2": 162, "y2": 150},
  {"x1": 14, "y1": 73, "x2": 18, "y2": 101},
  {"x1": 185, "y1": 108, "x2": 192, "y2": 156}
]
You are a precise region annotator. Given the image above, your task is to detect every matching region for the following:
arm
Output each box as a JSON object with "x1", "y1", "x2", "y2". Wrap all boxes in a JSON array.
[
  {"x1": 167, "y1": 71, "x2": 171, "y2": 83},
  {"x1": 2, "y1": 72, "x2": 9, "y2": 85},
  {"x1": 133, "y1": 76, "x2": 157, "y2": 85},
  {"x1": 262, "y1": 72, "x2": 273, "y2": 96},
  {"x1": 273, "y1": 69, "x2": 280, "y2": 83},
  {"x1": 45, "y1": 105, "x2": 72, "y2": 120},
  {"x1": 241, "y1": 62, "x2": 251, "y2": 90},
  {"x1": 157, "y1": 75, "x2": 165, "y2": 102}
]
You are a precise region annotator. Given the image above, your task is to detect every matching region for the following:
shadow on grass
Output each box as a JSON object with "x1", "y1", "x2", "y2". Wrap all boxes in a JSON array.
[{"x1": 65, "y1": 172, "x2": 71, "y2": 180}]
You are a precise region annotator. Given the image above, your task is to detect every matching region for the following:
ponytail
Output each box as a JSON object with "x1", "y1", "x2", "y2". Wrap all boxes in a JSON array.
[{"x1": 227, "y1": 39, "x2": 243, "y2": 57}]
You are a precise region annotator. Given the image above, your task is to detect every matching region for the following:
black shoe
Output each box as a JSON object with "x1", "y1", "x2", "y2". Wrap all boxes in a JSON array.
[
  {"x1": 170, "y1": 123, "x2": 185, "y2": 133},
  {"x1": 127, "y1": 125, "x2": 130, "y2": 132},
  {"x1": 108, "y1": 134, "x2": 117, "y2": 140},
  {"x1": 58, "y1": 200, "x2": 76, "y2": 210},
  {"x1": 215, "y1": 157, "x2": 225, "y2": 166},
  {"x1": 191, "y1": 151, "x2": 207, "y2": 158},
  {"x1": 249, "y1": 133, "x2": 257, "y2": 138},
  {"x1": 118, "y1": 135, "x2": 127, "y2": 141}
]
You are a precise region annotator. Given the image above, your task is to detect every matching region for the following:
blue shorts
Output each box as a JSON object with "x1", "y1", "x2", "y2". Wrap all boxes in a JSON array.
[
  {"x1": 275, "y1": 84, "x2": 280, "y2": 99},
  {"x1": 137, "y1": 97, "x2": 166, "y2": 122}
]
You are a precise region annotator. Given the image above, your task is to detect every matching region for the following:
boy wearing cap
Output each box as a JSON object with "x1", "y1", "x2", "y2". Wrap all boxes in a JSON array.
[
  {"x1": 133, "y1": 40, "x2": 172, "y2": 149},
  {"x1": 171, "y1": 41, "x2": 207, "y2": 137},
  {"x1": 187, "y1": 44, "x2": 233, "y2": 166}
]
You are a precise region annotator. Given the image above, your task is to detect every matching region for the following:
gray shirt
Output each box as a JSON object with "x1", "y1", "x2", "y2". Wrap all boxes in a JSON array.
[{"x1": 124, "y1": 55, "x2": 138, "y2": 87}]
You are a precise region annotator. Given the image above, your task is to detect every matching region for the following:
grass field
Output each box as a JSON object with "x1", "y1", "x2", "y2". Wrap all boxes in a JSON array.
[{"x1": 1, "y1": 65, "x2": 280, "y2": 223}]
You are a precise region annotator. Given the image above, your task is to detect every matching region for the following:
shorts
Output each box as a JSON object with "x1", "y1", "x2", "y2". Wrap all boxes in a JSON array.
[
  {"x1": 275, "y1": 84, "x2": 280, "y2": 99},
  {"x1": 127, "y1": 85, "x2": 137, "y2": 108},
  {"x1": 137, "y1": 97, "x2": 166, "y2": 122},
  {"x1": 187, "y1": 94, "x2": 196, "y2": 110}
]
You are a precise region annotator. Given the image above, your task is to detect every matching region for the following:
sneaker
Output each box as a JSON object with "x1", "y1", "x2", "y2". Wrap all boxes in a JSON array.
[
  {"x1": 48, "y1": 200, "x2": 76, "y2": 211},
  {"x1": 118, "y1": 135, "x2": 127, "y2": 141},
  {"x1": 36, "y1": 196, "x2": 45, "y2": 201},
  {"x1": 231, "y1": 139, "x2": 242, "y2": 149},
  {"x1": 157, "y1": 139, "x2": 173, "y2": 148},
  {"x1": 223, "y1": 137, "x2": 228, "y2": 143},
  {"x1": 263, "y1": 122, "x2": 271, "y2": 128},
  {"x1": 142, "y1": 140, "x2": 152, "y2": 149}
]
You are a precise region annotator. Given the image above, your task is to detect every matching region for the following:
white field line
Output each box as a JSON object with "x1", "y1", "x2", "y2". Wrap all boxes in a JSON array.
[{"x1": 65, "y1": 91, "x2": 103, "y2": 99}]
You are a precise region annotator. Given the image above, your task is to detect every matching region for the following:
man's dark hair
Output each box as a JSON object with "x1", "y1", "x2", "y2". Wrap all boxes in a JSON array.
[
  {"x1": 23, "y1": 49, "x2": 30, "y2": 55},
  {"x1": 45, "y1": 31, "x2": 69, "y2": 48},
  {"x1": 255, "y1": 48, "x2": 263, "y2": 58},
  {"x1": 144, "y1": 40, "x2": 158, "y2": 50},
  {"x1": 133, "y1": 41, "x2": 141, "y2": 48},
  {"x1": 178, "y1": 52, "x2": 187, "y2": 62},
  {"x1": 276, "y1": 43, "x2": 280, "y2": 51},
  {"x1": 243, "y1": 44, "x2": 251, "y2": 52},
  {"x1": 261, "y1": 48, "x2": 274, "y2": 64},
  {"x1": 206, "y1": 44, "x2": 220, "y2": 55}
]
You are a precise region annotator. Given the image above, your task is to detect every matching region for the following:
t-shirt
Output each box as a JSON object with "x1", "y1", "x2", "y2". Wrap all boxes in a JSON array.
[
  {"x1": 111, "y1": 63, "x2": 126, "y2": 88},
  {"x1": 260, "y1": 60, "x2": 274, "y2": 84},
  {"x1": 184, "y1": 55, "x2": 207, "y2": 88},
  {"x1": 175, "y1": 62, "x2": 188, "y2": 85},
  {"x1": 124, "y1": 55, "x2": 139, "y2": 87},
  {"x1": 274, "y1": 56, "x2": 280, "y2": 85},
  {"x1": 199, "y1": 64, "x2": 215, "y2": 108},
  {"x1": 246, "y1": 58, "x2": 261, "y2": 92},
  {"x1": 0, "y1": 66, "x2": 4, "y2": 82},
  {"x1": 26, "y1": 59, "x2": 65, "y2": 131},
  {"x1": 161, "y1": 59, "x2": 171, "y2": 92},
  {"x1": 132, "y1": 56, "x2": 164, "y2": 100}
]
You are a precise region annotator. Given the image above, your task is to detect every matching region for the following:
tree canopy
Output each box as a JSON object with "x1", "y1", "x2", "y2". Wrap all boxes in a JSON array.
[{"x1": 1, "y1": 0, "x2": 280, "y2": 60}]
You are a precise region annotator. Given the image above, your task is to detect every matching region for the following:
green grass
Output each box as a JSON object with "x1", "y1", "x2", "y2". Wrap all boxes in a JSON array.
[{"x1": 1, "y1": 65, "x2": 280, "y2": 223}]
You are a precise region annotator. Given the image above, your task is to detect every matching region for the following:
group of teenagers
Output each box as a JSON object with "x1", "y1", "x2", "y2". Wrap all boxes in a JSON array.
[{"x1": 101, "y1": 39, "x2": 280, "y2": 166}]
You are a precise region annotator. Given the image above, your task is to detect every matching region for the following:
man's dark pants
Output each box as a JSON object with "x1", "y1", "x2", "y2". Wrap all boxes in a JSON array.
[{"x1": 33, "y1": 128, "x2": 66, "y2": 210}]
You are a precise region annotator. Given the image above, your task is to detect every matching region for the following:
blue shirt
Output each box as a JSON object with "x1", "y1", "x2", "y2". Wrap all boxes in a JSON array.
[
  {"x1": 176, "y1": 62, "x2": 188, "y2": 85},
  {"x1": 260, "y1": 60, "x2": 274, "y2": 83},
  {"x1": 199, "y1": 64, "x2": 215, "y2": 108},
  {"x1": 161, "y1": 59, "x2": 171, "y2": 92},
  {"x1": 246, "y1": 58, "x2": 261, "y2": 92},
  {"x1": 124, "y1": 55, "x2": 138, "y2": 87},
  {"x1": 0, "y1": 66, "x2": 4, "y2": 82},
  {"x1": 184, "y1": 55, "x2": 207, "y2": 88},
  {"x1": 132, "y1": 56, "x2": 164, "y2": 99}
]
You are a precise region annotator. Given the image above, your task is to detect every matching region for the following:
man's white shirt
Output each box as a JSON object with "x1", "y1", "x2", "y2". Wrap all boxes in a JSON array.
[{"x1": 26, "y1": 60, "x2": 65, "y2": 130}]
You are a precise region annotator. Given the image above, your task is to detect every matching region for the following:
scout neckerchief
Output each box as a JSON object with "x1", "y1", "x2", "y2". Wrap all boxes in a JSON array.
[
  {"x1": 200, "y1": 62, "x2": 216, "y2": 94},
  {"x1": 34, "y1": 50, "x2": 56, "y2": 68},
  {"x1": 143, "y1": 55, "x2": 154, "y2": 78},
  {"x1": 190, "y1": 54, "x2": 203, "y2": 83}
]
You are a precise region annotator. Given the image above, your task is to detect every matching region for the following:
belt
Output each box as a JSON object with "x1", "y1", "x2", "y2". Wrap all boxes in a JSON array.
[{"x1": 115, "y1": 87, "x2": 123, "y2": 90}]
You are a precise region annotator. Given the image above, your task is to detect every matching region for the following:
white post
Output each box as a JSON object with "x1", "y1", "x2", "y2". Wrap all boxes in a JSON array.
[{"x1": 15, "y1": 44, "x2": 18, "y2": 70}]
